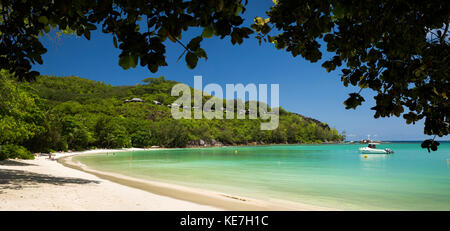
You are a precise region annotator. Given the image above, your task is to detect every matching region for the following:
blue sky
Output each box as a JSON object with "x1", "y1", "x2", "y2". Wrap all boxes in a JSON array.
[{"x1": 33, "y1": 1, "x2": 446, "y2": 141}]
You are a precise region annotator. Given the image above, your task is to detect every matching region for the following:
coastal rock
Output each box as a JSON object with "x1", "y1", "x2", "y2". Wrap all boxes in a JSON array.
[
  {"x1": 211, "y1": 139, "x2": 223, "y2": 147},
  {"x1": 187, "y1": 139, "x2": 223, "y2": 147}
]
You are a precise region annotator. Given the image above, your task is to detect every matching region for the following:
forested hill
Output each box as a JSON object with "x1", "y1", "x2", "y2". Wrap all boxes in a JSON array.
[{"x1": 0, "y1": 73, "x2": 343, "y2": 159}]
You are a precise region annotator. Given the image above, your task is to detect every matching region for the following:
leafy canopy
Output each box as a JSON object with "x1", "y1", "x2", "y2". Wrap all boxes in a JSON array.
[
  {"x1": 252, "y1": 0, "x2": 449, "y2": 151},
  {"x1": 0, "y1": 0, "x2": 252, "y2": 79},
  {"x1": 0, "y1": 71, "x2": 45, "y2": 145}
]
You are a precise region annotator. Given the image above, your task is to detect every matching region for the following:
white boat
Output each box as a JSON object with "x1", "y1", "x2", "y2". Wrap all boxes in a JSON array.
[{"x1": 359, "y1": 143, "x2": 394, "y2": 154}]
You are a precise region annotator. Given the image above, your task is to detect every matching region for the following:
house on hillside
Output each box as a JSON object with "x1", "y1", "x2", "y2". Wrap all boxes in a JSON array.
[
  {"x1": 124, "y1": 98, "x2": 144, "y2": 103},
  {"x1": 153, "y1": 100, "x2": 161, "y2": 105}
]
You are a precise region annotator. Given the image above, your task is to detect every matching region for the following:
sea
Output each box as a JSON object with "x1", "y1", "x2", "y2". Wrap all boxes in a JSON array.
[{"x1": 73, "y1": 142, "x2": 450, "y2": 210}]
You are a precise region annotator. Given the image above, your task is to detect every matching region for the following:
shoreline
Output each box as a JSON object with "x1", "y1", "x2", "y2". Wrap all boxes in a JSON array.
[
  {"x1": 46, "y1": 141, "x2": 346, "y2": 156},
  {"x1": 58, "y1": 151, "x2": 335, "y2": 211},
  {"x1": 0, "y1": 154, "x2": 219, "y2": 211},
  {"x1": 185, "y1": 140, "x2": 346, "y2": 149}
]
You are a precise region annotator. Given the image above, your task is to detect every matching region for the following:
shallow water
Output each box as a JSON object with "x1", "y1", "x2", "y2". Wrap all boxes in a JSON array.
[{"x1": 74, "y1": 142, "x2": 450, "y2": 210}]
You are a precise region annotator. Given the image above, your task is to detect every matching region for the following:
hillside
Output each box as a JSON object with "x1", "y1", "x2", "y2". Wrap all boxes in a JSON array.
[{"x1": 0, "y1": 73, "x2": 343, "y2": 158}]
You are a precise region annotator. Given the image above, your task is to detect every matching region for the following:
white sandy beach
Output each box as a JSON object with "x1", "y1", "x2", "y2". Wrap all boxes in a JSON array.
[
  {"x1": 0, "y1": 149, "x2": 334, "y2": 211},
  {"x1": 0, "y1": 149, "x2": 219, "y2": 211}
]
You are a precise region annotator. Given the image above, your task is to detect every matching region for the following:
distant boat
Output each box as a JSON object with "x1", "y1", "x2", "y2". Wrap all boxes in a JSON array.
[{"x1": 359, "y1": 143, "x2": 394, "y2": 154}]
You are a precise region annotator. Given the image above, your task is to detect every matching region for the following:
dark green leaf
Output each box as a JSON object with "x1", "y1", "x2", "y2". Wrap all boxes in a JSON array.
[{"x1": 185, "y1": 52, "x2": 198, "y2": 69}]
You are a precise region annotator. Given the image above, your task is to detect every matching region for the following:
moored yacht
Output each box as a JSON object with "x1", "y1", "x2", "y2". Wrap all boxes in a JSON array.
[{"x1": 359, "y1": 143, "x2": 394, "y2": 154}]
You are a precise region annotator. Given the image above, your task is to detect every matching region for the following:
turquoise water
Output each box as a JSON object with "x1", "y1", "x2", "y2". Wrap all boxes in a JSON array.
[{"x1": 74, "y1": 142, "x2": 450, "y2": 210}]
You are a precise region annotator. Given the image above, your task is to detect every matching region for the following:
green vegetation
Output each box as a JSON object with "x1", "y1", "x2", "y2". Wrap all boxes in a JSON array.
[
  {"x1": 0, "y1": 144, "x2": 34, "y2": 160},
  {"x1": 0, "y1": 73, "x2": 343, "y2": 159}
]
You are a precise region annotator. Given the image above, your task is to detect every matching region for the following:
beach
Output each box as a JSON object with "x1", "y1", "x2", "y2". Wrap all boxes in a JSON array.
[
  {"x1": 2, "y1": 143, "x2": 450, "y2": 210},
  {"x1": 0, "y1": 149, "x2": 330, "y2": 211},
  {"x1": 0, "y1": 150, "x2": 219, "y2": 211}
]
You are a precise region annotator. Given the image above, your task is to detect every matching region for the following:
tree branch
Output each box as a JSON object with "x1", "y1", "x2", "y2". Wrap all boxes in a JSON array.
[
  {"x1": 174, "y1": 37, "x2": 193, "y2": 54},
  {"x1": 440, "y1": 22, "x2": 449, "y2": 44}
]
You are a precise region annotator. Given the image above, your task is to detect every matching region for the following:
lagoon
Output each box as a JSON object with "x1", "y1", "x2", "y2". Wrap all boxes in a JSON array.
[{"x1": 73, "y1": 142, "x2": 450, "y2": 210}]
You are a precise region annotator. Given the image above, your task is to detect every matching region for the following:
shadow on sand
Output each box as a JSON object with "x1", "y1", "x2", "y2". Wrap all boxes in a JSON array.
[
  {"x1": 0, "y1": 169, "x2": 100, "y2": 192},
  {"x1": 0, "y1": 160, "x2": 37, "y2": 166}
]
